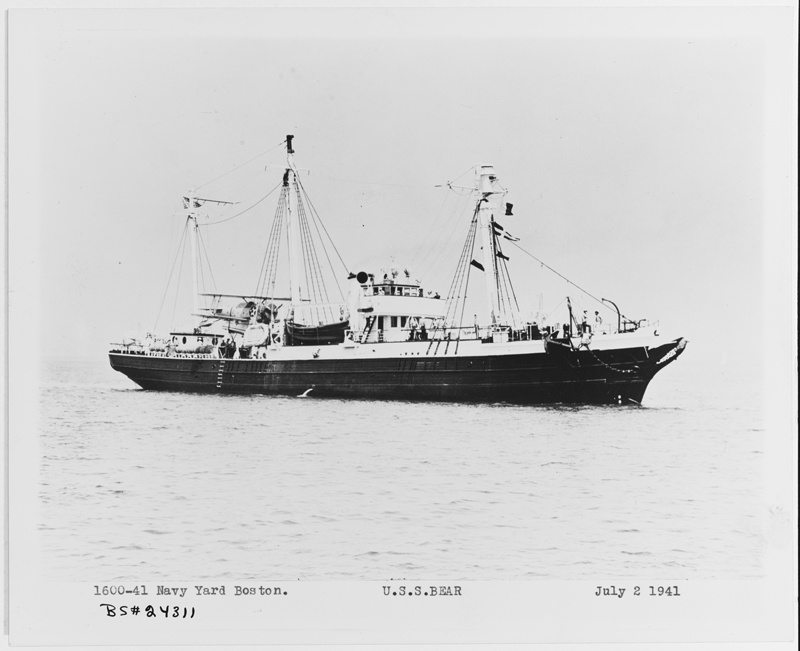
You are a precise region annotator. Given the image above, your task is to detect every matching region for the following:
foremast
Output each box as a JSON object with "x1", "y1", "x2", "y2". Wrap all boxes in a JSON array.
[
  {"x1": 441, "y1": 163, "x2": 515, "y2": 337},
  {"x1": 475, "y1": 164, "x2": 511, "y2": 327}
]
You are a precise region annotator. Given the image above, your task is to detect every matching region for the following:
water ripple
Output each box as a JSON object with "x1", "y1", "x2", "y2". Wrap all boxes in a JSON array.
[{"x1": 38, "y1": 359, "x2": 765, "y2": 581}]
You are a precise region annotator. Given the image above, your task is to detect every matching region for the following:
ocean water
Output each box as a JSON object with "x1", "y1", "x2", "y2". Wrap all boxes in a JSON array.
[{"x1": 37, "y1": 357, "x2": 764, "y2": 581}]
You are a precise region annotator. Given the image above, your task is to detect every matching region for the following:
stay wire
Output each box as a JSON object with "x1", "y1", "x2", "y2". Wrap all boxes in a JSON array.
[
  {"x1": 407, "y1": 190, "x2": 450, "y2": 272},
  {"x1": 495, "y1": 236, "x2": 520, "y2": 326},
  {"x1": 543, "y1": 296, "x2": 567, "y2": 324},
  {"x1": 256, "y1": 189, "x2": 286, "y2": 298},
  {"x1": 315, "y1": 173, "x2": 434, "y2": 189},
  {"x1": 455, "y1": 217, "x2": 479, "y2": 335},
  {"x1": 418, "y1": 191, "x2": 472, "y2": 285},
  {"x1": 153, "y1": 220, "x2": 189, "y2": 333},
  {"x1": 171, "y1": 228, "x2": 189, "y2": 331},
  {"x1": 298, "y1": 183, "x2": 344, "y2": 303},
  {"x1": 200, "y1": 182, "x2": 282, "y2": 226},
  {"x1": 196, "y1": 228, "x2": 217, "y2": 291},
  {"x1": 201, "y1": 166, "x2": 271, "y2": 222},
  {"x1": 442, "y1": 205, "x2": 479, "y2": 328},
  {"x1": 449, "y1": 165, "x2": 477, "y2": 185},
  {"x1": 266, "y1": 195, "x2": 287, "y2": 300},
  {"x1": 197, "y1": 237, "x2": 206, "y2": 296},
  {"x1": 297, "y1": 188, "x2": 327, "y2": 314},
  {"x1": 196, "y1": 139, "x2": 287, "y2": 190},
  {"x1": 296, "y1": 176, "x2": 350, "y2": 276},
  {"x1": 507, "y1": 240, "x2": 627, "y2": 319}
]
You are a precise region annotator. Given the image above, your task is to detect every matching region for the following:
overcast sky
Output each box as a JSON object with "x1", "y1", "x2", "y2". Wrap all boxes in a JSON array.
[{"x1": 8, "y1": 7, "x2": 796, "y2": 371}]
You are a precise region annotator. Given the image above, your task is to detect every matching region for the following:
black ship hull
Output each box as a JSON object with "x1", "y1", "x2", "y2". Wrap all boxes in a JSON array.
[{"x1": 109, "y1": 337, "x2": 686, "y2": 405}]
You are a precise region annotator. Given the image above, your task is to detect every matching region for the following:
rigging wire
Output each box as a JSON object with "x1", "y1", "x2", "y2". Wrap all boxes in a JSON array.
[
  {"x1": 170, "y1": 225, "x2": 189, "y2": 331},
  {"x1": 303, "y1": 213, "x2": 332, "y2": 320},
  {"x1": 200, "y1": 182, "x2": 282, "y2": 226},
  {"x1": 296, "y1": 176, "x2": 350, "y2": 276},
  {"x1": 161, "y1": 207, "x2": 178, "y2": 297},
  {"x1": 454, "y1": 216, "x2": 479, "y2": 340},
  {"x1": 255, "y1": 187, "x2": 286, "y2": 299},
  {"x1": 296, "y1": 186, "x2": 331, "y2": 320},
  {"x1": 432, "y1": 165, "x2": 477, "y2": 193},
  {"x1": 199, "y1": 166, "x2": 271, "y2": 221},
  {"x1": 441, "y1": 205, "x2": 480, "y2": 330},
  {"x1": 298, "y1": 182, "x2": 345, "y2": 302},
  {"x1": 449, "y1": 165, "x2": 478, "y2": 185},
  {"x1": 507, "y1": 240, "x2": 629, "y2": 319},
  {"x1": 498, "y1": 260, "x2": 518, "y2": 329},
  {"x1": 195, "y1": 139, "x2": 286, "y2": 190},
  {"x1": 504, "y1": 260, "x2": 521, "y2": 318},
  {"x1": 318, "y1": 166, "x2": 476, "y2": 192},
  {"x1": 416, "y1": 190, "x2": 473, "y2": 286},
  {"x1": 153, "y1": 220, "x2": 188, "y2": 333},
  {"x1": 196, "y1": 228, "x2": 218, "y2": 292},
  {"x1": 494, "y1": 234, "x2": 520, "y2": 328},
  {"x1": 197, "y1": 235, "x2": 206, "y2": 296},
  {"x1": 441, "y1": 184, "x2": 475, "y2": 197},
  {"x1": 543, "y1": 296, "x2": 567, "y2": 324},
  {"x1": 297, "y1": 193, "x2": 316, "y2": 306},
  {"x1": 263, "y1": 194, "x2": 285, "y2": 300},
  {"x1": 406, "y1": 190, "x2": 451, "y2": 273},
  {"x1": 315, "y1": 173, "x2": 437, "y2": 189}
]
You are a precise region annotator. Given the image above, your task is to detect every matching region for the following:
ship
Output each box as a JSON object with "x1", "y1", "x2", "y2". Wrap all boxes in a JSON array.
[{"x1": 109, "y1": 136, "x2": 686, "y2": 405}]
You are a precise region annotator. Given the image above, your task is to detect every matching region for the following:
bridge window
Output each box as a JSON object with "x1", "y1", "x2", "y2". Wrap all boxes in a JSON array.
[{"x1": 391, "y1": 316, "x2": 398, "y2": 328}]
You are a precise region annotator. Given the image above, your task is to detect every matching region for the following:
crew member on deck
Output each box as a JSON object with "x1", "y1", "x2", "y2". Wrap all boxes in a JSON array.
[
  {"x1": 408, "y1": 317, "x2": 419, "y2": 341},
  {"x1": 594, "y1": 310, "x2": 603, "y2": 333},
  {"x1": 582, "y1": 310, "x2": 589, "y2": 334}
]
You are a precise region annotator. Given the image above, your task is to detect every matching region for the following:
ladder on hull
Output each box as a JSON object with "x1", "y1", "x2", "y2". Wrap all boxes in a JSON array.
[{"x1": 216, "y1": 360, "x2": 226, "y2": 389}]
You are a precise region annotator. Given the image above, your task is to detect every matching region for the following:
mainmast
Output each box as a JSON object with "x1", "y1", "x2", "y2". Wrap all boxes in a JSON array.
[
  {"x1": 477, "y1": 165, "x2": 502, "y2": 325},
  {"x1": 284, "y1": 135, "x2": 303, "y2": 307}
]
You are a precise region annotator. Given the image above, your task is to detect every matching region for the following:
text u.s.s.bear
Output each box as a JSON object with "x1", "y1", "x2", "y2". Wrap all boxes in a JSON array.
[{"x1": 382, "y1": 585, "x2": 462, "y2": 596}]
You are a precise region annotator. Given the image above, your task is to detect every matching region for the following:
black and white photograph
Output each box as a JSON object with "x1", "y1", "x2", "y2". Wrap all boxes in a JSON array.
[{"x1": 4, "y1": 4, "x2": 797, "y2": 648}]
